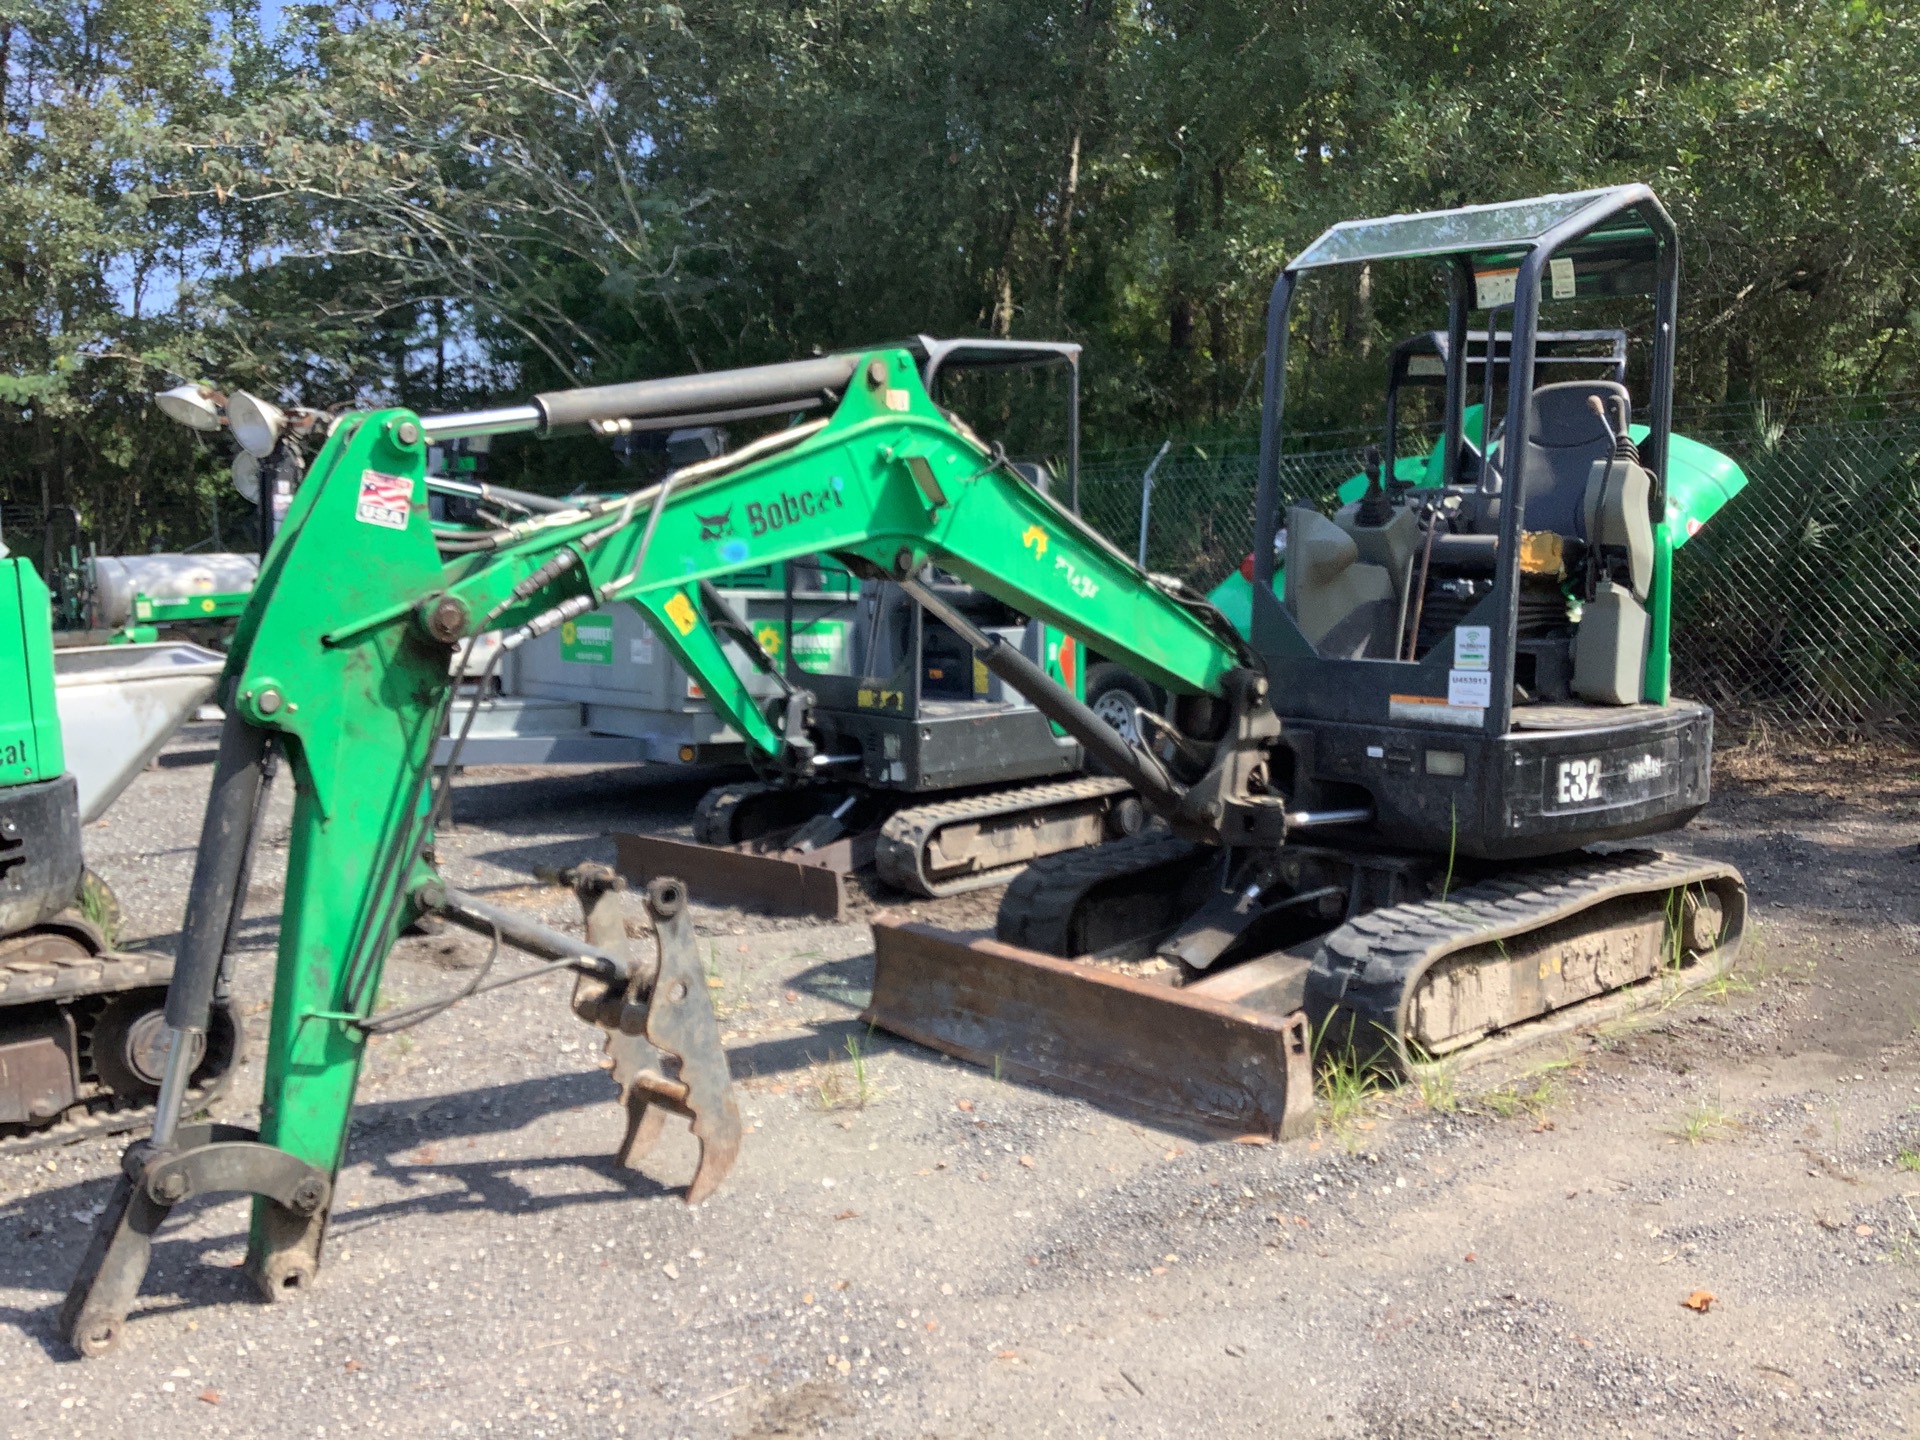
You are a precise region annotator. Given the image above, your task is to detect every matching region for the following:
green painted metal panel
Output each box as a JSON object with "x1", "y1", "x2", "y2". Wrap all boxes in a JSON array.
[{"x1": 0, "y1": 559, "x2": 64, "y2": 785}]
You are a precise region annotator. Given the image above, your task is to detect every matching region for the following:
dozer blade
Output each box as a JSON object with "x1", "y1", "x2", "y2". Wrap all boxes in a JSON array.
[
  {"x1": 614, "y1": 829, "x2": 874, "y2": 921},
  {"x1": 865, "y1": 919, "x2": 1316, "y2": 1139}
]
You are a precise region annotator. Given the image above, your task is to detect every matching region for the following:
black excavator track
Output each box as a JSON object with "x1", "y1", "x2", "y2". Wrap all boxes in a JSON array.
[
  {"x1": 874, "y1": 776, "x2": 1143, "y2": 897},
  {"x1": 1307, "y1": 848, "x2": 1746, "y2": 1068},
  {"x1": 682, "y1": 775, "x2": 1147, "y2": 904},
  {"x1": 693, "y1": 782, "x2": 839, "y2": 847},
  {"x1": 995, "y1": 830, "x2": 1211, "y2": 955},
  {"x1": 0, "y1": 930, "x2": 241, "y2": 1156}
]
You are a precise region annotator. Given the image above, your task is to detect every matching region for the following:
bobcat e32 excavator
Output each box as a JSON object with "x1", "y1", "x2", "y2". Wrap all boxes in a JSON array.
[{"x1": 62, "y1": 185, "x2": 1742, "y2": 1355}]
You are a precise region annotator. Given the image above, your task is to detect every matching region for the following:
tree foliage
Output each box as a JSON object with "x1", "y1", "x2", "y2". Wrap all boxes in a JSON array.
[{"x1": 2, "y1": 0, "x2": 1916, "y2": 548}]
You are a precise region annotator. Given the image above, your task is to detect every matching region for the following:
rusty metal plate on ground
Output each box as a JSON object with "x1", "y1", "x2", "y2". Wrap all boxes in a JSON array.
[
  {"x1": 615, "y1": 832, "x2": 850, "y2": 920},
  {"x1": 865, "y1": 920, "x2": 1315, "y2": 1139}
]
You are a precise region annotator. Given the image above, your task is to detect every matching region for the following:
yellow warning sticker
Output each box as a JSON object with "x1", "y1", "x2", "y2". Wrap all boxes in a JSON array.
[{"x1": 664, "y1": 591, "x2": 698, "y2": 636}]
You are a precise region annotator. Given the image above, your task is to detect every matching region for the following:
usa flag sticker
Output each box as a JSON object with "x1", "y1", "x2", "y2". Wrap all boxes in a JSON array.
[{"x1": 356, "y1": 470, "x2": 413, "y2": 530}]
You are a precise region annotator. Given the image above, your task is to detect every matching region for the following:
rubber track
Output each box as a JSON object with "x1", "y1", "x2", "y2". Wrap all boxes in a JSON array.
[
  {"x1": 874, "y1": 776, "x2": 1137, "y2": 898},
  {"x1": 1308, "y1": 848, "x2": 1746, "y2": 1067},
  {"x1": 0, "y1": 948, "x2": 171, "y2": 1005},
  {"x1": 0, "y1": 1071, "x2": 236, "y2": 1158},
  {"x1": 0, "y1": 946, "x2": 236, "y2": 1156},
  {"x1": 995, "y1": 831, "x2": 1203, "y2": 952},
  {"x1": 692, "y1": 782, "x2": 777, "y2": 847}
]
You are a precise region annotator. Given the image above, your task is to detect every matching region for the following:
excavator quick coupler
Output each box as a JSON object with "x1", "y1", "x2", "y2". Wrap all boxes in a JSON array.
[{"x1": 563, "y1": 865, "x2": 743, "y2": 1202}]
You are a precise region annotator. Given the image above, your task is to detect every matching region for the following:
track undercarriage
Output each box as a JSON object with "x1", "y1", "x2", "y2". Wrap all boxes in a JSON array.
[
  {"x1": 617, "y1": 774, "x2": 1147, "y2": 919},
  {"x1": 0, "y1": 915, "x2": 240, "y2": 1155},
  {"x1": 867, "y1": 833, "x2": 1746, "y2": 1135}
]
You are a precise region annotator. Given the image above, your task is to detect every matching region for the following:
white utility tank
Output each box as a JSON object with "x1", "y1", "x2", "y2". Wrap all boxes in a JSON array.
[{"x1": 90, "y1": 553, "x2": 259, "y2": 629}]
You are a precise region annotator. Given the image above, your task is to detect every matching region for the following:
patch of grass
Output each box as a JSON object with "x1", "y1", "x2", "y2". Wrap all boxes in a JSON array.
[
  {"x1": 1403, "y1": 1042, "x2": 1459, "y2": 1114},
  {"x1": 1666, "y1": 1098, "x2": 1739, "y2": 1145},
  {"x1": 1696, "y1": 962, "x2": 1754, "y2": 1003},
  {"x1": 812, "y1": 1034, "x2": 878, "y2": 1111},
  {"x1": 76, "y1": 871, "x2": 121, "y2": 949},
  {"x1": 1310, "y1": 1010, "x2": 1396, "y2": 1147},
  {"x1": 1412, "y1": 1062, "x2": 1459, "y2": 1114},
  {"x1": 1895, "y1": 1148, "x2": 1920, "y2": 1173},
  {"x1": 1316, "y1": 1051, "x2": 1385, "y2": 1149},
  {"x1": 1474, "y1": 1059, "x2": 1571, "y2": 1121},
  {"x1": 1664, "y1": 887, "x2": 1689, "y2": 974}
]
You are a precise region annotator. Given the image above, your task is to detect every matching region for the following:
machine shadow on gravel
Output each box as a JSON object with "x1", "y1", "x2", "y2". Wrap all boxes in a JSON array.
[
  {"x1": 3, "y1": 1142, "x2": 678, "y2": 1358},
  {"x1": 438, "y1": 770, "x2": 727, "y2": 832}
]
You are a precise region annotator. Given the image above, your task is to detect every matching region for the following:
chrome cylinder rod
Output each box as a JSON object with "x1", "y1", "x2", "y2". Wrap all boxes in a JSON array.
[{"x1": 417, "y1": 405, "x2": 543, "y2": 442}]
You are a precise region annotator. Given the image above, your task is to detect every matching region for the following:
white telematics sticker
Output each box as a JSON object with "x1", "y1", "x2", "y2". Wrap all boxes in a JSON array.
[{"x1": 1453, "y1": 625, "x2": 1491, "y2": 671}]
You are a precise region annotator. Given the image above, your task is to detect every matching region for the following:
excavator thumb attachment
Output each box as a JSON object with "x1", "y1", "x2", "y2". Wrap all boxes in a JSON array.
[
  {"x1": 864, "y1": 920, "x2": 1317, "y2": 1140},
  {"x1": 569, "y1": 867, "x2": 743, "y2": 1202}
]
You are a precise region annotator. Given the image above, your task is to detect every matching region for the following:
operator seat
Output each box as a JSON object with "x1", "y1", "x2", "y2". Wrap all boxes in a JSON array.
[
  {"x1": 1516, "y1": 379, "x2": 1631, "y2": 538},
  {"x1": 1283, "y1": 506, "x2": 1396, "y2": 658}
]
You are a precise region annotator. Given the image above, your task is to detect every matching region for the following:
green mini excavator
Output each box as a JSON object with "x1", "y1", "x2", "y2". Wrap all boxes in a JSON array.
[{"x1": 61, "y1": 184, "x2": 1745, "y2": 1355}]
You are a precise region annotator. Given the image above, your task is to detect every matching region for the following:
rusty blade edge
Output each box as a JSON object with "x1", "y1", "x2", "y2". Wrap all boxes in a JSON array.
[{"x1": 868, "y1": 917, "x2": 1305, "y2": 1033}]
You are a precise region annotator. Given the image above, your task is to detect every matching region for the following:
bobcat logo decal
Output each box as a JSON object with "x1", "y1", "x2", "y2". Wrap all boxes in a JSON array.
[{"x1": 697, "y1": 506, "x2": 735, "y2": 541}]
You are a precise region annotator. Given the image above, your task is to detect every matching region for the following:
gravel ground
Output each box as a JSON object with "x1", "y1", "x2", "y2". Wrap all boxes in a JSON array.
[{"x1": 3, "y1": 726, "x2": 1920, "y2": 1438}]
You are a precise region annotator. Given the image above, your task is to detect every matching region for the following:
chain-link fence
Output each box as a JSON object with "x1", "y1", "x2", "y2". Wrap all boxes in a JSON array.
[{"x1": 1081, "y1": 399, "x2": 1920, "y2": 738}]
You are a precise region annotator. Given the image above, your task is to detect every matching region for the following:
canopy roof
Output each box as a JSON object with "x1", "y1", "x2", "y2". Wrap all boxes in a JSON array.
[{"x1": 1288, "y1": 187, "x2": 1660, "y2": 272}]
